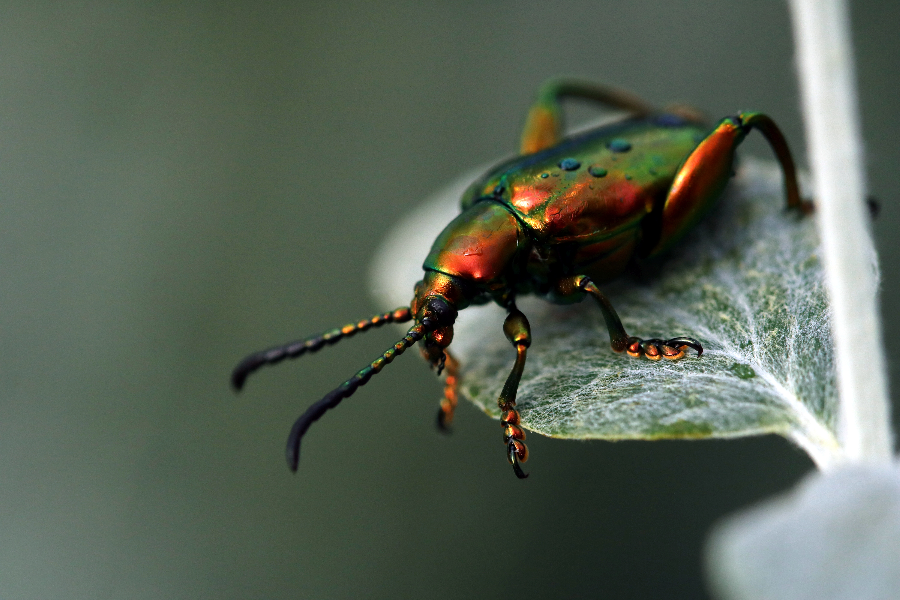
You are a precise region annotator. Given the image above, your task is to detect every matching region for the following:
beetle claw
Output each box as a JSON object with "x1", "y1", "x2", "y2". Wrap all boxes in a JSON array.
[
  {"x1": 507, "y1": 440, "x2": 529, "y2": 479},
  {"x1": 436, "y1": 411, "x2": 450, "y2": 433},
  {"x1": 665, "y1": 336, "x2": 703, "y2": 356},
  {"x1": 436, "y1": 403, "x2": 453, "y2": 433}
]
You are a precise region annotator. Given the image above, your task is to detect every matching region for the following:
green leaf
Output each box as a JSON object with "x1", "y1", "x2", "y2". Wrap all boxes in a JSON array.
[{"x1": 370, "y1": 158, "x2": 840, "y2": 466}]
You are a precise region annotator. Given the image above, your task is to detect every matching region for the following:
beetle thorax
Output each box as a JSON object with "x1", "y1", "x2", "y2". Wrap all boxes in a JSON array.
[{"x1": 422, "y1": 201, "x2": 523, "y2": 290}]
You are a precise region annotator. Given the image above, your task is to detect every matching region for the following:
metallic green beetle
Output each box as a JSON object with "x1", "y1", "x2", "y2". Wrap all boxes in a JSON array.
[{"x1": 232, "y1": 79, "x2": 808, "y2": 479}]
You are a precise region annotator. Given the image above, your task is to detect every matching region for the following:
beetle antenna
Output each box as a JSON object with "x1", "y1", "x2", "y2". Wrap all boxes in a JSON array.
[
  {"x1": 285, "y1": 319, "x2": 435, "y2": 472},
  {"x1": 231, "y1": 307, "x2": 413, "y2": 391}
]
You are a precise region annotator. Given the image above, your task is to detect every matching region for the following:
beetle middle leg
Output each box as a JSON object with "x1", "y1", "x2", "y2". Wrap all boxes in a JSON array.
[
  {"x1": 434, "y1": 350, "x2": 460, "y2": 431},
  {"x1": 555, "y1": 274, "x2": 703, "y2": 360}
]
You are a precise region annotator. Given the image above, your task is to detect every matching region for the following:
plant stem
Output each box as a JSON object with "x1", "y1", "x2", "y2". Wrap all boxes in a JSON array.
[{"x1": 788, "y1": 0, "x2": 893, "y2": 462}]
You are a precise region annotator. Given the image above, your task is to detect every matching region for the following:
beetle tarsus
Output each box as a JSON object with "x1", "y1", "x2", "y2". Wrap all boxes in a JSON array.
[{"x1": 625, "y1": 336, "x2": 703, "y2": 360}]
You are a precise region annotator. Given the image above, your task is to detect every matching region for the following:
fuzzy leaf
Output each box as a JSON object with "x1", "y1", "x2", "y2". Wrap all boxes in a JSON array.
[
  {"x1": 370, "y1": 158, "x2": 840, "y2": 465},
  {"x1": 706, "y1": 463, "x2": 900, "y2": 600}
]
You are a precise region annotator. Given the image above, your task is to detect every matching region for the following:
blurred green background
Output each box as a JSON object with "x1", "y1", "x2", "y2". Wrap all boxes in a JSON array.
[{"x1": 1, "y1": 2, "x2": 897, "y2": 598}]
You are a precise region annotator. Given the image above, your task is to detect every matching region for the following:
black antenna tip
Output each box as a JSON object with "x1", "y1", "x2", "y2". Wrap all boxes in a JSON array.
[
  {"x1": 287, "y1": 457, "x2": 299, "y2": 473},
  {"x1": 285, "y1": 438, "x2": 300, "y2": 472},
  {"x1": 286, "y1": 410, "x2": 310, "y2": 472},
  {"x1": 231, "y1": 352, "x2": 266, "y2": 391},
  {"x1": 231, "y1": 369, "x2": 248, "y2": 392}
]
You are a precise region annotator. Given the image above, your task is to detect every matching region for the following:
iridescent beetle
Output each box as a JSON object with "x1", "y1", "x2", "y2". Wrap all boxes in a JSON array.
[{"x1": 232, "y1": 79, "x2": 808, "y2": 479}]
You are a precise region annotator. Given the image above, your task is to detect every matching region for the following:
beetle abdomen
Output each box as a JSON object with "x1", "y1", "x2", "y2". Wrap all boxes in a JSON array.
[{"x1": 464, "y1": 116, "x2": 707, "y2": 246}]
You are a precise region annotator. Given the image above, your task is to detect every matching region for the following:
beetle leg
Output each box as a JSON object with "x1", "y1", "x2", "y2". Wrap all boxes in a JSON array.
[
  {"x1": 660, "y1": 102, "x2": 708, "y2": 124},
  {"x1": 436, "y1": 350, "x2": 460, "y2": 431},
  {"x1": 738, "y1": 113, "x2": 813, "y2": 214},
  {"x1": 625, "y1": 337, "x2": 704, "y2": 361},
  {"x1": 646, "y1": 112, "x2": 811, "y2": 258},
  {"x1": 498, "y1": 308, "x2": 531, "y2": 479},
  {"x1": 520, "y1": 78, "x2": 655, "y2": 154},
  {"x1": 555, "y1": 275, "x2": 629, "y2": 352},
  {"x1": 555, "y1": 275, "x2": 703, "y2": 360}
]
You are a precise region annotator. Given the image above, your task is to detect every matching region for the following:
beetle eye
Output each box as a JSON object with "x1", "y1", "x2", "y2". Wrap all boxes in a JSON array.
[{"x1": 423, "y1": 296, "x2": 458, "y2": 327}]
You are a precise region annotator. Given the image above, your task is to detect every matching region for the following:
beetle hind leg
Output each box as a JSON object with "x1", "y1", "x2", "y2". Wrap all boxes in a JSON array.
[{"x1": 646, "y1": 112, "x2": 812, "y2": 258}]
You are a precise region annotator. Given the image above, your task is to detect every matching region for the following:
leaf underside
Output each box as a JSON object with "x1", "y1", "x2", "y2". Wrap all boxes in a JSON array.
[{"x1": 371, "y1": 158, "x2": 839, "y2": 464}]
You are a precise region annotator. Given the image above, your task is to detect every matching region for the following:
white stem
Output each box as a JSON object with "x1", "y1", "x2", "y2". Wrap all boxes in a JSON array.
[{"x1": 788, "y1": 0, "x2": 892, "y2": 462}]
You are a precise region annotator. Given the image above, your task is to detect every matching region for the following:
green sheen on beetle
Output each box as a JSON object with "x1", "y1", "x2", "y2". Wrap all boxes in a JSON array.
[{"x1": 232, "y1": 78, "x2": 810, "y2": 480}]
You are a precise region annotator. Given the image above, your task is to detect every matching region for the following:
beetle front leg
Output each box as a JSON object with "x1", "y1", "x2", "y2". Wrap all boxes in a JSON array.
[
  {"x1": 556, "y1": 275, "x2": 703, "y2": 360},
  {"x1": 498, "y1": 308, "x2": 531, "y2": 479}
]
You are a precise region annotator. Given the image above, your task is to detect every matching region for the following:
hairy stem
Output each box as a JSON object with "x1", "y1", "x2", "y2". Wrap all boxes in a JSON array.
[{"x1": 788, "y1": 0, "x2": 893, "y2": 462}]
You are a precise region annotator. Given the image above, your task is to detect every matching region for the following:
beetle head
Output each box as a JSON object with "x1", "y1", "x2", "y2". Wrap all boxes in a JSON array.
[{"x1": 411, "y1": 271, "x2": 470, "y2": 367}]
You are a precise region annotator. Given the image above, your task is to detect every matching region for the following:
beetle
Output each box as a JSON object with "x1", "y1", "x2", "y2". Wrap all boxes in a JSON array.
[{"x1": 231, "y1": 78, "x2": 809, "y2": 479}]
